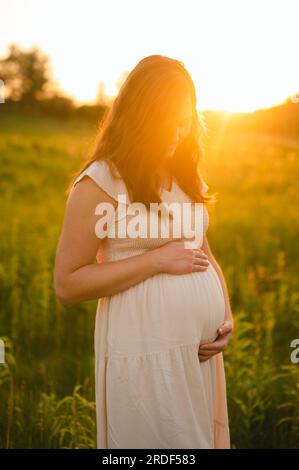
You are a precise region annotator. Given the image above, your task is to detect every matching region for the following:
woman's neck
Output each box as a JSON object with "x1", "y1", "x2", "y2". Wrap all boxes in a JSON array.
[
  {"x1": 158, "y1": 161, "x2": 173, "y2": 191},
  {"x1": 159, "y1": 170, "x2": 172, "y2": 191}
]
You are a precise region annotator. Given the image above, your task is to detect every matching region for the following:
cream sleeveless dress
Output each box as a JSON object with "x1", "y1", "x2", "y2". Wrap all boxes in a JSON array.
[{"x1": 67, "y1": 159, "x2": 230, "y2": 449}]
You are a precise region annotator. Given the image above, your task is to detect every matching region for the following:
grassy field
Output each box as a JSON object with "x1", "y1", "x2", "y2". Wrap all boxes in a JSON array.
[{"x1": 0, "y1": 113, "x2": 298, "y2": 448}]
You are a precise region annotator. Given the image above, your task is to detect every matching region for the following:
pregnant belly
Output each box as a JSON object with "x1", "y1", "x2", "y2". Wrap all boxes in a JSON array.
[{"x1": 105, "y1": 263, "x2": 226, "y2": 358}]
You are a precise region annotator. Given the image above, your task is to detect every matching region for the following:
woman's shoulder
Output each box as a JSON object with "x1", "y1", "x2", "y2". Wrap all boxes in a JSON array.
[{"x1": 66, "y1": 159, "x2": 131, "y2": 205}]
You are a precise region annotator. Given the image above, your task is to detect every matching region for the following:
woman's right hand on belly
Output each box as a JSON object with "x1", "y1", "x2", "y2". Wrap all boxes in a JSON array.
[{"x1": 152, "y1": 240, "x2": 210, "y2": 275}]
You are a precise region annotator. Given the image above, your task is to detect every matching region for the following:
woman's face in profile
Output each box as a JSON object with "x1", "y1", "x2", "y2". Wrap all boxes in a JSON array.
[{"x1": 165, "y1": 95, "x2": 193, "y2": 158}]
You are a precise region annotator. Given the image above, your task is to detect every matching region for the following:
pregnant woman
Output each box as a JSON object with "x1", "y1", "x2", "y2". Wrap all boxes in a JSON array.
[{"x1": 54, "y1": 55, "x2": 234, "y2": 449}]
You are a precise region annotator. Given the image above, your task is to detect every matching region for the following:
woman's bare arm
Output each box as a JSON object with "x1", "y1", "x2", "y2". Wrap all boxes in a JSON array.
[
  {"x1": 54, "y1": 177, "x2": 161, "y2": 306},
  {"x1": 54, "y1": 176, "x2": 210, "y2": 307},
  {"x1": 201, "y1": 234, "x2": 234, "y2": 328}
]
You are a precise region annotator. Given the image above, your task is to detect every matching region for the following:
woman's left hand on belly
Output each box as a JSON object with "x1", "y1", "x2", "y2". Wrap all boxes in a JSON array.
[{"x1": 197, "y1": 320, "x2": 233, "y2": 362}]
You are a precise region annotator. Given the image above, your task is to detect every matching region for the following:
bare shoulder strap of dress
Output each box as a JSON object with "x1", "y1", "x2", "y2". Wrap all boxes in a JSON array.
[
  {"x1": 66, "y1": 160, "x2": 132, "y2": 228},
  {"x1": 66, "y1": 159, "x2": 131, "y2": 205}
]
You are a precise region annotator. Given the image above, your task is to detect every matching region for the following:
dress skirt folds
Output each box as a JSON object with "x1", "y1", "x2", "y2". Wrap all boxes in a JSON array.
[{"x1": 67, "y1": 159, "x2": 230, "y2": 449}]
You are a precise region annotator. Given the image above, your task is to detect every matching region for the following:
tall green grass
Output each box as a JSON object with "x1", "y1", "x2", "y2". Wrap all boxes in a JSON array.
[{"x1": 0, "y1": 113, "x2": 298, "y2": 448}]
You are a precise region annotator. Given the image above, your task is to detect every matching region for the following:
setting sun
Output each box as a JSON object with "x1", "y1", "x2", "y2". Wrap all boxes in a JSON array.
[
  {"x1": 1, "y1": 0, "x2": 299, "y2": 454},
  {"x1": 1, "y1": 0, "x2": 298, "y2": 112}
]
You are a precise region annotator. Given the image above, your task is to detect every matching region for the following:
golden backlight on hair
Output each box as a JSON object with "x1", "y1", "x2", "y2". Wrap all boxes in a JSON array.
[{"x1": 66, "y1": 55, "x2": 217, "y2": 211}]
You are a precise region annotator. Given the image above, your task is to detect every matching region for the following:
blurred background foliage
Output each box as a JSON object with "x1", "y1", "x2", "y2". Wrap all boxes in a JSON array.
[{"x1": 0, "y1": 43, "x2": 298, "y2": 449}]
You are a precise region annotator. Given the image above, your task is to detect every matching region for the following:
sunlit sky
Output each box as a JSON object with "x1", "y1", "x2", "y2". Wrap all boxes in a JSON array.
[{"x1": 1, "y1": 0, "x2": 298, "y2": 112}]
